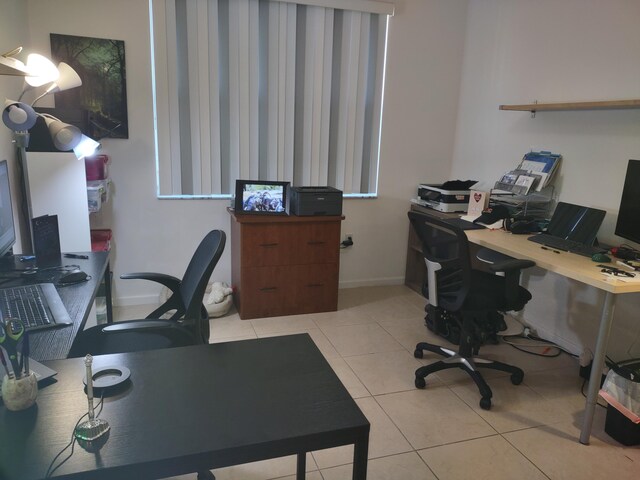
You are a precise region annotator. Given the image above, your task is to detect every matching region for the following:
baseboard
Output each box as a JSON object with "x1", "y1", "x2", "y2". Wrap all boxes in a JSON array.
[{"x1": 113, "y1": 294, "x2": 160, "y2": 308}]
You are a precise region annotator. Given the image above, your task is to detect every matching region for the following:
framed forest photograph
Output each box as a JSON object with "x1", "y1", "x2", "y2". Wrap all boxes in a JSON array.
[{"x1": 50, "y1": 33, "x2": 129, "y2": 139}]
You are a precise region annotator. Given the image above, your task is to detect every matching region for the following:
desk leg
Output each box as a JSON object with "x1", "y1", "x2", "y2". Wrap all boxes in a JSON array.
[
  {"x1": 580, "y1": 291, "x2": 616, "y2": 445},
  {"x1": 352, "y1": 435, "x2": 369, "y2": 480},
  {"x1": 296, "y1": 452, "x2": 306, "y2": 480},
  {"x1": 105, "y1": 261, "x2": 114, "y2": 324}
]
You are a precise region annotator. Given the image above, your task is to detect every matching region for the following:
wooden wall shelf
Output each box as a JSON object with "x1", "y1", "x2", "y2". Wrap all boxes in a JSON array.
[{"x1": 499, "y1": 99, "x2": 640, "y2": 113}]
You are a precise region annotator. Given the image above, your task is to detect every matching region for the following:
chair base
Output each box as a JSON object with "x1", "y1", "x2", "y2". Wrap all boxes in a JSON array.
[{"x1": 413, "y1": 341, "x2": 524, "y2": 410}]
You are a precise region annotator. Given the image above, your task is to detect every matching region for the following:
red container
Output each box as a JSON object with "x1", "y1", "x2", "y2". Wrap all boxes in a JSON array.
[
  {"x1": 91, "y1": 229, "x2": 112, "y2": 252},
  {"x1": 85, "y1": 154, "x2": 110, "y2": 181}
]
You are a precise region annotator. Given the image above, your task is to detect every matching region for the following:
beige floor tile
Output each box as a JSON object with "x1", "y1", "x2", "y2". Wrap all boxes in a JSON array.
[
  {"x1": 523, "y1": 366, "x2": 588, "y2": 412},
  {"x1": 419, "y1": 435, "x2": 548, "y2": 480},
  {"x1": 256, "y1": 328, "x2": 340, "y2": 359},
  {"x1": 210, "y1": 454, "x2": 317, "y2": 480},
  {"x1": 479, "y1": 341, "x2": 579, "y2": 374},
  {"x1": 504, "y1": 414, "x2": 640, "y2": 480},
  {"x1": 320, "y1": 323, "x2": 405, "y2": 357},
  {"x1": 450, "y1": 376, "x2": 576, "y2": 433},
  {"x1": 209, "y1": 314, "x2": 257, "y2": 339},
  {"x1": 324, "y1": 356, "x2": 371, "y2": 399},
  {"x1": 312, "y1": 396, "x2": 413, "y2": 469},
  {"x1": 376, "y1": 388, "x2": 496, "y2": 449},
  {"x1": 345, "y1": 350, "x2": 437, "y2": 395},
  {"x1": 309, "y1": 307, "x2": 377, "y2": 329},
  {"x1": 274, "y1": 472, "x2": 323, "y2": 480},
  {"x1": 321, "y1": 451, "x2": 437, "y2": 480},
  {"x1": 250, "y1": 314, "x2": 318, "y2": 335},
  {"x1": 358, "y1": 296, "x2": 426, "y2": 324},
  {"x1": 209, "y1": 334, "x2": 257, "y2": 344}
]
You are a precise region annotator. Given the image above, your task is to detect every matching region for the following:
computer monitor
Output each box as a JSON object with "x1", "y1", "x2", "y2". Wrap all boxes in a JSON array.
[
  {"x1": 547, "y1": 201, "x2": 606, "y2": 246},
  {"x1": 0, "y1": 160, "x2": 17, "y2": 257},
  {"x1": 614, "y1": 160, "x2": 640, "y2": 245}
]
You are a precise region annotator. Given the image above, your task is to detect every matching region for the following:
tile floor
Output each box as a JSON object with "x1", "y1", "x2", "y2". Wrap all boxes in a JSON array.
[{"x1": 114, "y1": 285, "x2": 640, "y2": 480}]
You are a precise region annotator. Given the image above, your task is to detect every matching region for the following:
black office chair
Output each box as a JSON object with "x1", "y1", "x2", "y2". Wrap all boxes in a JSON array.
[
  {"x1": 69, "y1": 230, "x2": 226, "y2": 357},
  {"x1": 408, "y1": 211, "x2": 535, "y2": 410}
]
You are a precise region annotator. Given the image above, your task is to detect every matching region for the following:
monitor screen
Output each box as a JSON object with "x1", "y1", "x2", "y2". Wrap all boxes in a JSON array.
[
  {"x1": 547, "y1": 201, "x2": 606, "y2": 245},
  {"x1": 234, "y1": 180, "x2": 289, "y2": 214},
  {"x1": 615, "y1": 160, "x2": 640, "y2": 244},
  {"x1": 0, "y1": 160, "x2": 16, "y2": 257}
]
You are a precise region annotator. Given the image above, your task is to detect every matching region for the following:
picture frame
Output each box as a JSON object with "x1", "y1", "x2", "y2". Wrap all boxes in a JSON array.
[{"x1": 234, "y1": 180, "x2": 290, "y2": 215}]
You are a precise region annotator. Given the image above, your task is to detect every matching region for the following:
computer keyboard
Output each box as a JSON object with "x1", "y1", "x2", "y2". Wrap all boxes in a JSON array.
[
  {"x1": 0, "y1": 284, "x2": 72, "y2": 331},
  {"x1": 527, "y1": 234, "x2": 606, "y2": 258}
]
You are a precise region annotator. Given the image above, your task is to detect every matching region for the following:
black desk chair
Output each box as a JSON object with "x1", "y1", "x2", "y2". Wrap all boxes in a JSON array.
[
  {"x1": 408, "y1": 211, "x2": 535, "y2": 410},
  {"x1": 69, "y1": 230, "x2": 226, "y2": 357}
]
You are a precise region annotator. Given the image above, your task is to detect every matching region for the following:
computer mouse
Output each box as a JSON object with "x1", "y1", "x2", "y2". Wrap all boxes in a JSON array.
[
  {"x1": 591, "y1": 253, "x2": 611, "y2": 263},
  {"x1": 58, "y1": 270, "x2": 91, "y2": 285}
]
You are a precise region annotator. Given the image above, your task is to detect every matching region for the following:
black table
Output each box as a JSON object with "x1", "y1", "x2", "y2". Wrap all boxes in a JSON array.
[
  {"x1": 0, "y1": 252, "x2": 112, "y2": 360},
  {"x1": 0, "y1": 334, "x2": 370, "y2": 480}
]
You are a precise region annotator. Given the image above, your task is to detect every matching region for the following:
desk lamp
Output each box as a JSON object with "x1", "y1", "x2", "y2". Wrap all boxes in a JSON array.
[{"x1": 1, "y1": 46, "x2": 101, "y2": 158}]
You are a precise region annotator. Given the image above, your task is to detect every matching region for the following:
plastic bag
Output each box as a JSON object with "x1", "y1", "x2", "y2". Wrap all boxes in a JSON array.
[{"x1": 599, "y1": 361, "x2": 640, "y2": 424}]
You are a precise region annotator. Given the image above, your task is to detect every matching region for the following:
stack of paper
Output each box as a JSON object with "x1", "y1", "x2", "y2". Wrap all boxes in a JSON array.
[{"x1": 494, "y1": 151, "x2": 562, "y2": 195}]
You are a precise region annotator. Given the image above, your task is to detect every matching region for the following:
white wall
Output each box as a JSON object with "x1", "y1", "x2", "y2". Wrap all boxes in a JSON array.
[
  {"x1": 451, "y1": 0, "x2": 640, "y2": 358},
  {"x1": 12, "y1": 0, "x2": 468, "y2": 304}
]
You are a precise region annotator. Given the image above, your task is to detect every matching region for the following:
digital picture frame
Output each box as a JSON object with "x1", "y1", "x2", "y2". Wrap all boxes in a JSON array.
[{"x1": 234, "y1": 180, "x2": 290, "y2": 215}]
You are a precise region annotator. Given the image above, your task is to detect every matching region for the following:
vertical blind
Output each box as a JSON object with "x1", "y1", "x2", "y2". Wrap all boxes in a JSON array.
[{"x1": 151, "y1": 0, "x2": 389, "y2": 196}]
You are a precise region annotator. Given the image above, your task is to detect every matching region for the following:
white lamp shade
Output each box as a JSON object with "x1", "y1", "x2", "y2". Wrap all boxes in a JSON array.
[
  {"x1": 73, "y1": 135, "x2": 101, "y2": 159},
  {"x1": 2, "y1": 99, "x2": 37, "y2": 131},
  {"x1": 43, "y1": 116, "x2": 82, "y2": 151},
  {"x1": 25, "y1": 53, "x2": 59, "y2": 87},
  {"x1": 46, "y1": 62, "x2": 82, "y2": 94}
]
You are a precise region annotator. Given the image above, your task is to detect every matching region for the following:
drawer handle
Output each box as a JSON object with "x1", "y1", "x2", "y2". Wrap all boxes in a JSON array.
[
  {"x1": 307, "y1": 241, "x2": 326, "y2": 246},
  {"x1": 307, "y1": 283, "x2": 324, "y2": 288},
  {"x1": 259, "y1": 243, "x2": 279, "y2": 247},
  {"x1": 260, "y1": 286, "x2": 278, "y2": 291}
]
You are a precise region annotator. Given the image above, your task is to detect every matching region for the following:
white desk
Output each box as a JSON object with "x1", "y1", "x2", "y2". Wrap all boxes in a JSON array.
[{"x1": 465, "y1": 228, "x2": 640, "y2": 444}]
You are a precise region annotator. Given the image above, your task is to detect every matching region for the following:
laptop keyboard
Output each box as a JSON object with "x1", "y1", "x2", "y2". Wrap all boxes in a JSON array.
[
  {"x1": 0, "y1": 284, "x2": 60, "y2": 331},
  {"x1": 528, "y1": 234, "x2": 606, "y2": 258}
]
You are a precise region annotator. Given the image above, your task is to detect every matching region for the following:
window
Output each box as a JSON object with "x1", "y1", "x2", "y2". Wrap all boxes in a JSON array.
[{"x1": 150, "y1": 0, "x2": 392, "y2": 197}]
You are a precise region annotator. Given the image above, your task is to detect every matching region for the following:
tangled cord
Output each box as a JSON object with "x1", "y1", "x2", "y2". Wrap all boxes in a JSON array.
[{"x1": 44, "y1": 393, "x2": 105, "y2": 478}]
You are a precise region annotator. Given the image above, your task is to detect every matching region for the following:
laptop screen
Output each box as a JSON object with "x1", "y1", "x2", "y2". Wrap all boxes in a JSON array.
[{"x1": 546, "y1": 202, "x2": 606, "y2": 245}]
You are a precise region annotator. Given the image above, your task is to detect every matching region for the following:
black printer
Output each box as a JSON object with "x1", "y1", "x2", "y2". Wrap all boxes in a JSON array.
[{"x1": 289, "y1": 186, "x2": 343, "y2": 216}]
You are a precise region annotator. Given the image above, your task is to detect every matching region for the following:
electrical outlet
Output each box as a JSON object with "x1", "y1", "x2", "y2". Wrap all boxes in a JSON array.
[{"x1": 341, "y1": 233, "x2": 354, "y2": 248}]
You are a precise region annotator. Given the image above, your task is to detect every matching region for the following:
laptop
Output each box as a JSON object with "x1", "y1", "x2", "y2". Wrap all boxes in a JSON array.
[{"x1": 527, "y1": 202, "x2": 607, "y2": 256}]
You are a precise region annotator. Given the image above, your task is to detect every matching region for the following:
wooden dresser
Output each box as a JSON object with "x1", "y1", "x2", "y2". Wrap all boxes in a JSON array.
[{"x1": 229, "y1": 210, "x2": 343, "y2": 319}]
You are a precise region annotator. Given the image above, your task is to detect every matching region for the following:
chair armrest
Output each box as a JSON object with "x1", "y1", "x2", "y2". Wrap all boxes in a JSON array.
[
  {"x1": 120, "y1": 272, "x2": 181, "y2": 291},
  {"x1": 489, "y1": 259, "x2": 536, "y2": 274},
  {"x1": 102, "y1": 319, "x2": 185, "y2": 333}
]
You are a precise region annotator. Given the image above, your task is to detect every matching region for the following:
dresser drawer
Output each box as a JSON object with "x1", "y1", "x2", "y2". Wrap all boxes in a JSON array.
[
  {"x1": 242, "y1": 222, "x2": 340, "y2": 266},
  {"x1": 240, "y1": 266, "x2": 290, "y2": 318},
  {"x1": 290, "y1": 264, "x2": 339, "y2": 314},
  {"x1": 241, "y1": 224, "x2": 294, "y2": 267},
  {"x1": 290, "y1": 223, "x2": 340, "y2": 265}
]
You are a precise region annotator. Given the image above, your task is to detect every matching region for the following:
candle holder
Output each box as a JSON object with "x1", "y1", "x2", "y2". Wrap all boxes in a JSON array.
[{"x1": 74, "y1": 355, "x2": 110, "y2": 441}]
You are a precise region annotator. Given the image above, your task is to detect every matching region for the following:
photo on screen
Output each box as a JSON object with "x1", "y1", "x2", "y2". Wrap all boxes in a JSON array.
[{"x1": 234, "y1": 180, "x2": 289, "y2": 214}]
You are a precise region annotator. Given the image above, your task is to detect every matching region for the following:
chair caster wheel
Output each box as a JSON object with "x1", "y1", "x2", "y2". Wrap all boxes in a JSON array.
[
  {"x1": 197, "y1": 471, "x2": 215, "y2": 480},
  {"x1": 414, "y1": 349, "x2": 423, "y2": 359},
  {"x1": 510, "y1": 371, "x2": 524, "y2": 385},
  {"x1": 479, "y1": 397, "x2": 492, "y2": 410},
  {"x1": 415, "y1": 377, "x2": 426, "y2": 389}
]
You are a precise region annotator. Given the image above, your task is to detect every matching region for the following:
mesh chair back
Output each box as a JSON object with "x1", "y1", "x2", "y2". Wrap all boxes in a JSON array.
[
  {"x1": 408, "y1": 211, "x2": 471, "y2": 312},
  {"x1": 179, "y1": 230, "x2": 226, "y2": 341}
]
